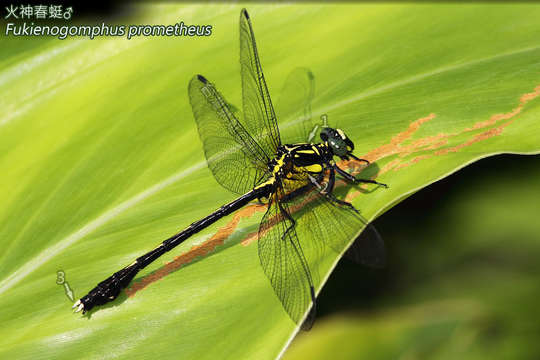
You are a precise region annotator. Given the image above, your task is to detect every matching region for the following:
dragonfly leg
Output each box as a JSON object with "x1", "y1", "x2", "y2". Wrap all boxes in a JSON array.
[
  {"x1": 308, "y1": 167, "x2": 364, "y2": 213},
  {"x1": 323, "y1": 191, "x2": 361, "y2": 214},
  {"x1": 277, "y1": 200, "x2": 297, "y2": 239},
  {"x1": 324, "y1": 166, "x2": 336, "y2": 195},
  {"x1": 334, "y1": 164, "x2": 388, "y2": 188},
  {"x1": 349, "y1": 154, "x2": 370, "y2": 164},
  {"x1": 307, "y1": 167, "x2": 335, "y2": 195}
]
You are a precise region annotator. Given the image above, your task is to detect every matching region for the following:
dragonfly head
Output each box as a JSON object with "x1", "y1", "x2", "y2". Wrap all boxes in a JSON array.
[{"x1": 320, "y1": 127, "x2": 355, "y2": 159}]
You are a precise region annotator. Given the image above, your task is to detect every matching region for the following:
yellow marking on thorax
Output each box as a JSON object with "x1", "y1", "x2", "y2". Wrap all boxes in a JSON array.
[
  {"x1": 284, "y1": 144, "x2": 302, "y2": 151},
  {"x1": 254, "y1": 176, "x2": 276, "y2": 189},
  {"x1": 302, "y1": 164, "x2": 323, "y2": 173},
  {"x1": 272, "y1": 153, "x2": 286, "y2": 174},
  {"x1": 296, "y1": 150, "x2": 316, "y2": 155}
]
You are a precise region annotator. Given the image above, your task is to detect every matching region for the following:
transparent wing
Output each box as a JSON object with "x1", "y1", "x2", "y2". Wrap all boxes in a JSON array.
[
  {"x1": 299, "y1": 190, "x2": 383, "y2": 264},
  {"x1": 344, "y1": 224, "x2": 386, "y2": 268},
  {"x1": 239, "y1": 9, "x2": 281, "y2": 156},
  {"x1": 257, "y1": 170, "x2": 384, "y2": 326},
  {"x1": 276, "y1": 68, "x2": 316, "y2": 144},
  {"x1": 188, "y1": 74, "x2": 270, "y2": 195},
  {"x1": 284, "y1": 170, "x2": 385, "y2": 269},
  {"x1": 258, "y1": 190, "x2": 316, "y2": 325}
]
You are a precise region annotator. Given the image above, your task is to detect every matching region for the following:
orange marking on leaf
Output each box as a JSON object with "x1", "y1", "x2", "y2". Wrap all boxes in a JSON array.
[
  {"x1": 125, "y1": 204, "x2": 264, "y2": 297},
  {"x1": 398, "y1": 133, "x2": 449, "y2": 157},
  {"x1": 390, "y1": 113, "x2": 435, "y2": 145},
  {"x1": 381, "y1": 159, "x2": 401, "y2": 173},
  {"x1": 394, "y1": 154, "x2": 433, "y2": 170},
  {"x1": 241, "y1": 231, "x2": 259, "y2": 246},
  {"x1": 377, "y1": 84, "x2": 539, "y2": 170},
  {"x1": 465, "y1": 106, "x2": 520, "y2": 131},
  {"x1": 364, "y1": 113, "x2": 436, "y2": 162},
  {"x1": 436, "y1": 119, "x2": 514, "y2": 155},
  {"x1": 465, "y1": 84, "x2": 540, "y2": 131}
]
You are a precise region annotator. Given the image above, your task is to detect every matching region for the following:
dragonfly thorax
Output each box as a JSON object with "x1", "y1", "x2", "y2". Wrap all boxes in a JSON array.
[{"x1": 269, "y1": 144, "x2": 330, "y2": 179}]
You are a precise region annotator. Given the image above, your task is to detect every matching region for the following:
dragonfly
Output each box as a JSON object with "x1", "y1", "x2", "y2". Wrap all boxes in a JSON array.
[{"x1": 74, "y1": 8, "x2": 388, "y2": 328}]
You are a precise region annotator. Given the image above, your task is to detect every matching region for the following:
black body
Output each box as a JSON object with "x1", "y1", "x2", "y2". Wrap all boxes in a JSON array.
[{"x1": 76, "y1": 186, "x2": 268, "y2": 313}]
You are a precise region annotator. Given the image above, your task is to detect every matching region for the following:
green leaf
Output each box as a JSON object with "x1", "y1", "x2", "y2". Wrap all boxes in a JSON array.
[{"x1": 1, "y1": 4, "x2": 539, "y2": 359}]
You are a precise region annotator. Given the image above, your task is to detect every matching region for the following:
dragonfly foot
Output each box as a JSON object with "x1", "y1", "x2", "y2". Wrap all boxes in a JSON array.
[{"x1": 353, "y1": 178, "x2": 389, "y2": 188}]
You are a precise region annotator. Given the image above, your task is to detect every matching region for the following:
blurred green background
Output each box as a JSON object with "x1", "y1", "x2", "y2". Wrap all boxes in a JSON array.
[{"x1": 285, "y1": 154, "x2": 540, "y2": 359}]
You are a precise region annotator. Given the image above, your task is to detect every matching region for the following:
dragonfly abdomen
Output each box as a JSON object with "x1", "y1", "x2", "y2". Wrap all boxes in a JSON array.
[{"x1": 74, "y1": 184, "x2": 271, "y2": 314}]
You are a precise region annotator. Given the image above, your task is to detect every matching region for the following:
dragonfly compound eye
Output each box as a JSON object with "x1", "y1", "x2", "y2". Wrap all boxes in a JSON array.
[
  {"x1": 321, "y1": 127, "x2": 349, "y2": 157},
  {"x1": 330, "y1": 139, "x2": 348, "y2": 157}
]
